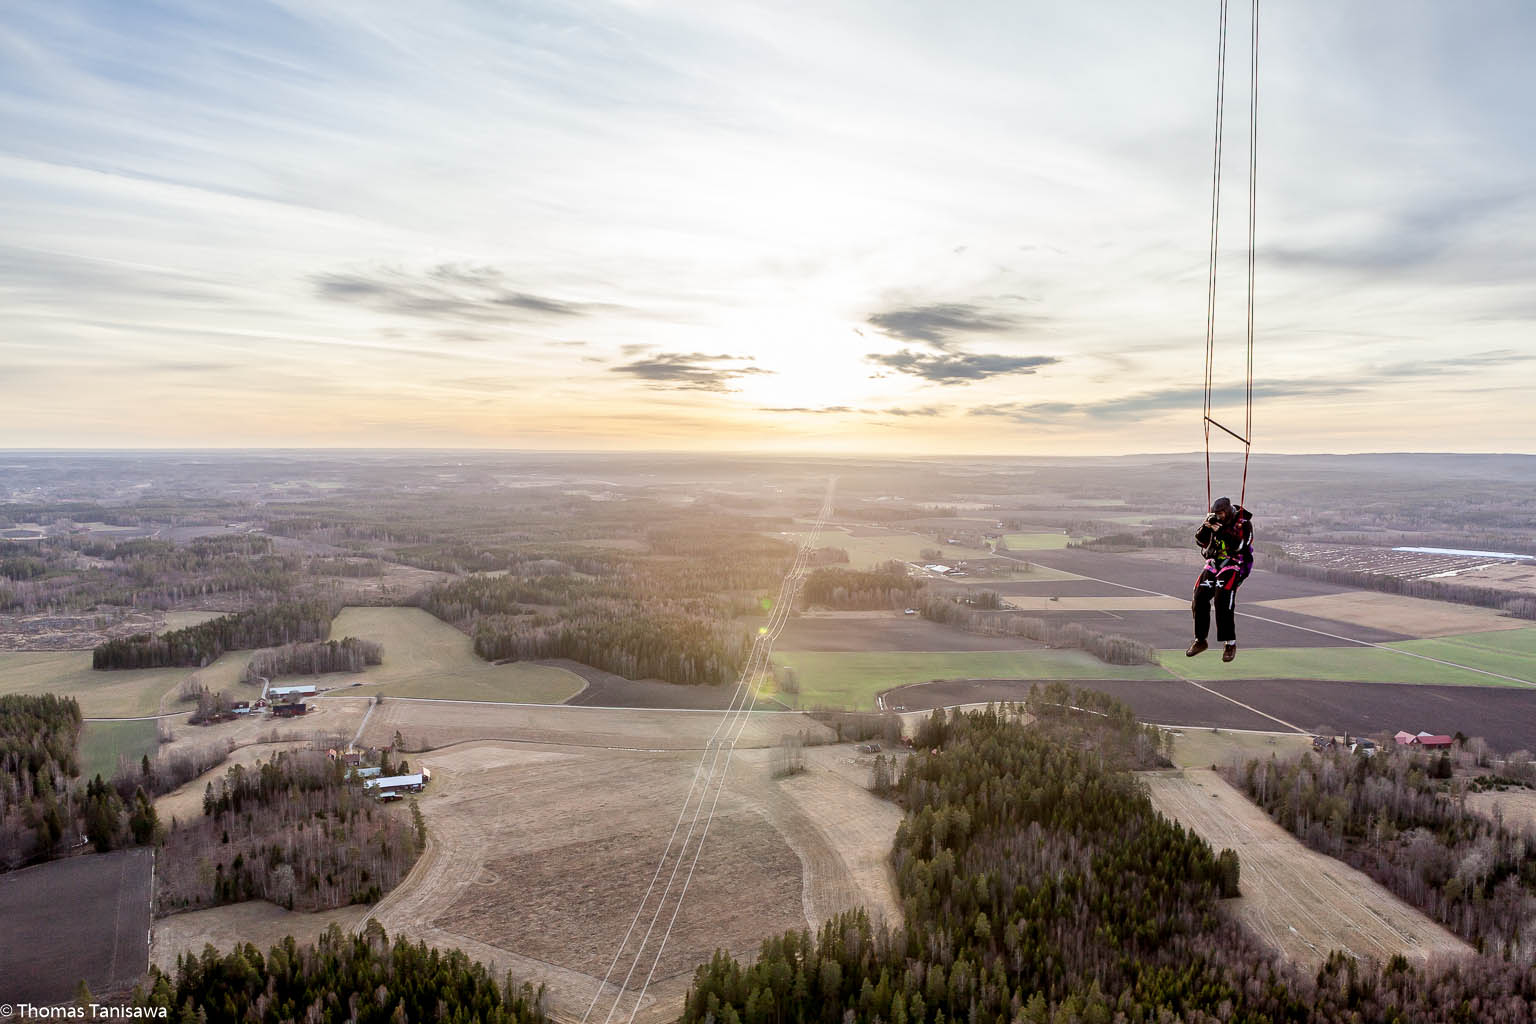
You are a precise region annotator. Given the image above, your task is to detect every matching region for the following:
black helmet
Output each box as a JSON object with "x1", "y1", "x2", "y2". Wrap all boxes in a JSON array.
[{"x1": 1210, "y1": 496, "x2": 1232, "y2": 515}]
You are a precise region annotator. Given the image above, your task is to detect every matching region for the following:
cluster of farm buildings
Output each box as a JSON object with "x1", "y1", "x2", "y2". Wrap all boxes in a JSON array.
[
  {"x1": 1312, "y1": 728, "x2": 1454, "y2": 756},
  {"x1": 327, "y1": 746, "x2": 431, "y2": 801}
]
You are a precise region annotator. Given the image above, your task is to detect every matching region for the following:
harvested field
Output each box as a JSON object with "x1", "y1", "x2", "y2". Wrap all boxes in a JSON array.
[
  {"x1": 773, "y1": 650, "x2": 1171, "y2": 710},
  {"x1": 328, "y1": 607, "x2": 586, "y2": 704},
  {"x1": 159, "y1": 609, "x2": 231, "y2": 632},
  {"x1": 1166, "y1": 728, "x2": 1313, "y2": 770},
  {"x1": 360, "y1": 699, "x2": 831, "y2": 752},
  {"x1": 368, "y1": 735, "x2": 900, "y2": 1024},
  {"x1": 0, "y1": 608, "x2": 161, "y2": 651},
  {"x1": 0, "y1": 847, "x2": 152, "y2": 1004},
  {"x1": 551, "y1": 659, "x2": 781, "y2": 710},
  {"x1": 0, "y1": 648, "x2": 249, "y2": 718},
  {"x1": 1253, "y1": 593, "x2": 1527, "y2": 638},
  {"x1": 1144, "y1": 769, "x2": 1472, "y2": 969},
  {"x1": 884, "y1": 678, "x2": 1283, "y2": 732},
  {"x1": 1001, "y1": 595, "x2": 1183, "y2": 612},
  {"x1": 778, "y1": 529, "x2": 992, "y2": 571},
  {"x1": 763, "y1": 615, "x2": 1051, "y2": 653},
  {"x1": 151, "y1": 900, "x2": 368, "y2": 973},
  {"x1": 1465, "y1": 789, "x2": 1536, "y2": 833}
]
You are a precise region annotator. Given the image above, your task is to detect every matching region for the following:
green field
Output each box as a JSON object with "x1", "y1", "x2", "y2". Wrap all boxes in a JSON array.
[
  {"x1": 78, "y1": 719, "x2": 160, "y2": 780},
  {"x1": 1387, "y1": 628, "x2": 1536, "y2": 683},
  {"x1": 1164, "y1": 640, "x2": 1533, "y2": 687},
  {"x1": 770, "y1": 649, "x2": 1174, "y2": 710},
  {"x1": 328, "y1": 606, "x2": 586, "y2": 703},
  {"x1": 1002, "y1": 532, "x2": 1071, "y2": 550},
  {"x1": 0, "y1": 650, "x2": 251, "y2": 718}
]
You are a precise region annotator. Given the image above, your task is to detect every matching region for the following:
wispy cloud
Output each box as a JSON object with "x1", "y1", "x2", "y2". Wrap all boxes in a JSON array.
[
  {"x1": 611, "y1": 352, "x2": 769, "y2": 393},
  {"x1": 970, "y1": 383, "x2": 1358, "y2": 423},
  {"x1": 759, "y1": 405, "x2": 854, "y2": 414},
  {"x1": 867, "y1": 350, "x2": 1058, "y2": 384},
  {"x1": 313, "y1": 264, "x2": 592, "y2": 322},
  {"x1": 874, "y1": 405, "x2": 944, "y2": 417}
]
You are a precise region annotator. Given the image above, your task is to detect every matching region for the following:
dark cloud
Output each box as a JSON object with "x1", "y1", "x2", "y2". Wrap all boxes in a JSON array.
[
  {"x1": 866, "y1": 303, "x2": 1033, "y2": 349},
  {"x1": 611, "y1": 352, "x2": 769, "y2": 393},
  {"x1": 313, "y1": 263, "x2": 591, "y2": 322},
  {"x1": 866, "y1": 350, "x2": 1058, "y2": 385}
]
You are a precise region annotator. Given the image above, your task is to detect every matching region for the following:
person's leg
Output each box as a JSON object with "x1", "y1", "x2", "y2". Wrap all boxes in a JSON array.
[
  {"x1": 1189, "y1": 571, "x2": 1215, "y2": 654},
  {"x1": 1216, "y1": 575, "x2": 1240, "y2": 660}
]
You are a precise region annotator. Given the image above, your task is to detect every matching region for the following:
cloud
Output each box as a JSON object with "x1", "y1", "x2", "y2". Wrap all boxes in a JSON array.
[
  {"x1": 866, "y1": 303, "x2": 1032, "y2": 349},
  {"x1": 611, "y1": 352, "x2": 770, "y2": 393},
  {"x1": 312, "y1": 264, "x2": 591, "y2": 322},
  {"x1": 866, "y1": 350, "x2": 1058, "y2": 384},
  {"x1": 970, "y1": 382, "x2": 1360, "y2": 423},
  {"x1": 875, "y1": 406, "x2": 944, "y2": 417},
  {"x1": 759, "y1": 405, "x2": 854, "y2": 414}
]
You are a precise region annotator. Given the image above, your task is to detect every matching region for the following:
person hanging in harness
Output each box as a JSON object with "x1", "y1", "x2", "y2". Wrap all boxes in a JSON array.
[{"x1": 1187, "y1": 496, "x2": 1253, "y2": 662}]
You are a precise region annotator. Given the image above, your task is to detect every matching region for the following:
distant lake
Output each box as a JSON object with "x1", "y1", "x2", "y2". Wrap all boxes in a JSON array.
[{"x1": 1393, "y1": 546, "x2": 1535, "y2": 561}]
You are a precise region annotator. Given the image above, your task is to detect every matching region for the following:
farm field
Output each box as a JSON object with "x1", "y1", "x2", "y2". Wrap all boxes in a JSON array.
[
  {"x1": 151, "y1": 900, "x2": 369, "y2": 973},
  {"x1": 1144, "y1": 769, "x2": 1472, "y2": 969},
  {"x1": 79, "y1": 718, "x2": 159, "y2": 780},
  {"x1": 770, "y1": 650, "x2": 1173, "y2": 710},
  {"x1": 328, "y1": 606, "x2": 586, "y2": 704},
  {"x1": 158, "y1": 609, "x2": 230, "y2": 633},
  {"x1": 1002, "y1": 595, "x2": 1184, "y2": 612},
  {"x1": 1252, "y1": 593, "x2": 1527, "y2": 638},
  {"x1": 0, "y1": 847, "x2": 153, "y2": 1004},
  {"x1": 1002, "y1": 532, "x2": 1070, "y2": 550},
  {"x1": 0, "y1": 648, "x2": 249, "y2": 718},
  {"x1": 367, "y1": 734, "x2": 900, "y2": 1024},
  {"x1": 1389, "y1": 629, "x2": 1536, "y2": 681},
  {"x1": 1465, "y1": 789, "x2": 1536, "y2": 833},
  {"x1": 764, "y1": 613, "x2": 1052, "y2": 653},
  {"x1": 778, "y1": 528, "x2": 993, "y2": 570},
  {"x1": 1165, "y1": 644, "x2": 1532, "y2": 687},
  {"x1": 359, "y1": 698, "x2": 828, "y2": 752},
  {"x1": 1165, "y1": 728, "x2": 1314, "y2": 770}
]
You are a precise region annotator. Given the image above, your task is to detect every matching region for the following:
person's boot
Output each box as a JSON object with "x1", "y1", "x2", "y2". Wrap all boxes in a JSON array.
[
  {"x1": 1223, "y1": 643, "x2": 1237, "y2": 663},
  {"x1": 1186, "y1": 639, "x2": 1208, "y2": 657}
]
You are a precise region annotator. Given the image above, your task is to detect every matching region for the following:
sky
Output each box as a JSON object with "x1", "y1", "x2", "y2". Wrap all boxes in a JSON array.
[{"x1": 2, "y1": 1, "x2": 1534, "y2": 454}]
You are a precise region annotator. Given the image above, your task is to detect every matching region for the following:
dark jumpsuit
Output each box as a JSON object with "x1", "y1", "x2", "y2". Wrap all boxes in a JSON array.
[{"x1": 1192, "y1": 507, "x2": 1253, "y2": 644}]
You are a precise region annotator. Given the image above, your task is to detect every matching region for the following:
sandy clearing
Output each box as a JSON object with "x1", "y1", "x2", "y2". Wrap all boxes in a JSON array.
[
  {"x1": 1144, "y1": 769, "x2": 1472, "y2": 969},
  {"x1": 151, "y1": 901, "x2": 369, "y2": 973},
  {"x1": 1252, "y1": 592, "x2": 1527, "y2": 638},
  {"x1": 361, "y1": 699, "x2": 833, "y2": 752}
]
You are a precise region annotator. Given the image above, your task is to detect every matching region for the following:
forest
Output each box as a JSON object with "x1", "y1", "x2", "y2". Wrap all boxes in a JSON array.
[
  {"x1": 132, "y1": 923, "x2": 548, "y2": 1024},
  {"x1": 92, "y1": 599, "x2": 338, "y2": 669},
  {"x1": 156, "y1": 750, "x2": 419, "y2": 913},
  {"x1": 801, "y1": 564, "x2": 923, "y2": 610},
  {"x1": 1226, "y1": 744, "x2": 1536, "y2": 959},
  {"x1": 240, "y1": 636, "x2": 384, "y2": 683},
  {"x1": 0, "y1": 693, "x2": 82, "y2": 867},
  {"x1": 682, "y1": 692, "x2": 1536, "y2": 1024}
]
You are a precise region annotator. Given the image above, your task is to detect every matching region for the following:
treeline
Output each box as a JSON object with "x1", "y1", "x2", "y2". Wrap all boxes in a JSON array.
[
  {"x1": 801, "y1": 563, "x2": 922, "y2": 610},
  {"x1": 473, "y1": 602, "x2": 749, "y2": 685},
  {"x1": 306, "y1": 555, "x2": 387, "y2": 577},
  {"x1": 918, "y1": 593, "x2": 1156, "y2": 665},
  {"x1": 0, "y1": 694, "x2": 82, "y2": 867},
  {"x1": 240, "y1": 637, "x2": 383, "y2": 683},
  {"x1": 1226, "y1": 744, "x2": 1536, "y2": 958},
  {"x1": 1269, "y1": 554, "x2": 1536, "y2": 620},
  {"x1": 157, "y1": 750, "x2": 417, "y2": 912},
  {"x1": 133, "y1": 924, "x2": 547, "y2": 1024},
  {"x1": 683, "y1": 693, "x2": 1536, "y2": 1024},
  {"x1": 92, "y1": 599, "x2": 337, "y2": 669}
]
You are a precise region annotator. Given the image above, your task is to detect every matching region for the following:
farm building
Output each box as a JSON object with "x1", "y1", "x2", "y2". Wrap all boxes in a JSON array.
[
  {"x1": 271, "y1": 702, "x2": 307, "y2": 718},
  {"x1": 1393, "y1": 730, "x2": 1454, "y2": 748},
  {"x1": 351, "y1": 766, "x2": 382, "y2": 779},
  {"x1": 363, "y1": 770, "x2": 430, "y2": 798},
  {"x1": 269, "y1": 684, "x2": 317, "y2": 699}
]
